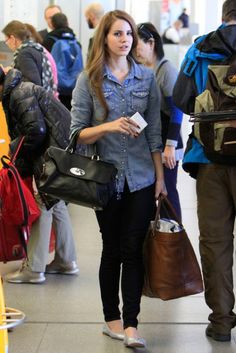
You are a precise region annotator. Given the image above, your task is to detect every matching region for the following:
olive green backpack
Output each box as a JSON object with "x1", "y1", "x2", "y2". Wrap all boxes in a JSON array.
[{"x1": 191, "y1": 58, "x2": 236, "y2": 164}]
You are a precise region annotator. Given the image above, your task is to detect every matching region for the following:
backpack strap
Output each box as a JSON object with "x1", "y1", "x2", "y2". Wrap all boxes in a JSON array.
[
  {"x1": 47, "y1": 35, "x2": 58, "y2": 42},
  {"x1": 48, "y1": 33, "x2": 75, "y2": 42},
  {"x1": 11, "y1": 136, "x2": 25, "y2": 164},
  {"x1": 155, "y1": 59, "x2": 168, "y2": 77}
]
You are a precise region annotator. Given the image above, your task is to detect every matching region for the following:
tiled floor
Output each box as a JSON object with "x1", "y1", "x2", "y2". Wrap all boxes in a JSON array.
[{"x1": 1, "y1": 121, "x2": 236, "y2": 352}]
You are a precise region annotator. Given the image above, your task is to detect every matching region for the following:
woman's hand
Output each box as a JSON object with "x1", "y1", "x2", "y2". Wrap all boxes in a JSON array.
[
  {"x1": 1, "y1": 65, "x2": 12, "y2": 74},
  {"x1": 163, "y1": 145, "x2": 176, "y2": 169},
  {"x1": 78, "y1": 116, "x2": 140, "y2": 144},
  {"x1": 107, "y1": 117, "x2": 140, "y2": 137},
  {"x1": 155, "y1": 179, "x2": 167, "y2": 200}
]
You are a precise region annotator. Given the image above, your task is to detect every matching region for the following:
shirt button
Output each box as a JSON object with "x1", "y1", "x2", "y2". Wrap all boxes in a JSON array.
[
  {"x1": 122, "y1": 98, "x2": 125, "y2": 101},
  {"x1": 123, "y1": 149, "x2": 126, "y2": 152}
]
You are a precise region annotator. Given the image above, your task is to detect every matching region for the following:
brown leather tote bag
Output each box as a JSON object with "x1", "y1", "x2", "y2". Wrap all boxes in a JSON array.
[{"x1": 143, "y1": 196, "x2": 204, "y2": 300}]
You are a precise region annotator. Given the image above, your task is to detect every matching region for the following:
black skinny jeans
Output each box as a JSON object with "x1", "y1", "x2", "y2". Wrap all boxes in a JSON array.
[{"x1": 96, "y1": 182, "x2": 155, "y2": 329}]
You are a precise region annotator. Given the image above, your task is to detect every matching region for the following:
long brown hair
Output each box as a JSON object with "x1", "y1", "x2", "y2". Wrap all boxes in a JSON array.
[
  {"x1": 24, "y1": 23, "x2": 43, "y2": 44},
  {"x1": 86, "y1": 10, "x2": 139, "y2": 120}
]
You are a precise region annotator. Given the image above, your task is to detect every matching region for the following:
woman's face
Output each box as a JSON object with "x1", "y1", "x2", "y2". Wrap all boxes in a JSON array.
[
  {"x1": 4, "y1": 35, "x2": 20, "y2": 52},
  {"x1": 136, "y1": 38, "x2": 154, "y2": 66},
  {"x1": 106, "y1": 19, "x2": 133, "y2": 59}
]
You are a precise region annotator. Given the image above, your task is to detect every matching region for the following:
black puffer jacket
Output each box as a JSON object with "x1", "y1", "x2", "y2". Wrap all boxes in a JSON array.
[
  {"x1": 2, "y1": 69, "x2": 71, "y2": 177},
  {"x1": 14, "y1": 45, "x2": 44, "y2": 86}
]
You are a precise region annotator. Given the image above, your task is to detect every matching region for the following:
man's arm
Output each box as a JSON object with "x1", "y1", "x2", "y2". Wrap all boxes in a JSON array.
[{"x1": 173, "y1": 68, "x2": 198, "y2": 115}]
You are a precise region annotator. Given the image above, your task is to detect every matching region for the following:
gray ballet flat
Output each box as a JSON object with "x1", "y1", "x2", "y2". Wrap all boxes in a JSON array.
[
  {"x1": 102, "y1": 323, "x2": 125, "y2": 341},
  {"x1": 124, "y1": 335, "x2": 146, "y2": 348}
]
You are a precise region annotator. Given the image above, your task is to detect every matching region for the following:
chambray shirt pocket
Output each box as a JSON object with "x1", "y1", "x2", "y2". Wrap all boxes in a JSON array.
[
  {"x1": 93, "y1": 89, "x2": 116, "y2": 120},
  {"x1": 131, "y1": 89, "x2": 149, "y2": 114}
]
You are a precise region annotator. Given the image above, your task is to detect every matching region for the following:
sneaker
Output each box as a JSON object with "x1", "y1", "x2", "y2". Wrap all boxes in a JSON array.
[
  {"x1": 206, "y1": 323, "x2": 231, "y2": 342},
  {"x1": 5, "y1": 261, "x2": 45, "y2": 284},
  {"x1": 45, "y1": 260, "x2": 79, "y2": 275}
]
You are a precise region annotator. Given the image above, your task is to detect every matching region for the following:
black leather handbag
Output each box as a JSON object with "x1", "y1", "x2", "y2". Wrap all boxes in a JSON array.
[{"x1": 35, "y1": 134, "x2": 117, "y2": 210}]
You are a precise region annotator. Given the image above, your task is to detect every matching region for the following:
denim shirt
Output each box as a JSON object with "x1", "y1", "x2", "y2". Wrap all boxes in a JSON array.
[{"x1": 70, "y1": 59, "x2": 162, "y2": 193}]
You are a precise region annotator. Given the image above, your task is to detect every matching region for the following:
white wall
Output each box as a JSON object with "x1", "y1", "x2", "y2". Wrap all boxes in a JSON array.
[
  {"x1": 193, "y1": 0, "x2": 224, "y2": 35},
  {"x1": 0, "y1": 0, "x2": 228, "y2": 60},
  {"x1": 75, "y1": 0, "x2": 116, "y2": 63},
  {"x1": 0, "y1": 0, "x2": 118, "y2": 63}
]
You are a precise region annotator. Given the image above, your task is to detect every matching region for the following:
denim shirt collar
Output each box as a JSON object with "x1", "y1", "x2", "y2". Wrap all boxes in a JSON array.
[{"x1": 103, "y1": 57, "x2": 143, "y2": 83}]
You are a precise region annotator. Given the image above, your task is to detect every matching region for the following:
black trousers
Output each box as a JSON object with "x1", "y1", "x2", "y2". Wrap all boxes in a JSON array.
[{"x1": 96, "y1": 182, "x2": 155, "y2": 329}]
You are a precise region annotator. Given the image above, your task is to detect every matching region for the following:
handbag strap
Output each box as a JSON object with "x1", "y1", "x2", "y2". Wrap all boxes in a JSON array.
[
  {"x1": 153, "y1": 195, "x2": 183, "y2": 231},
  {"x1": 155, "y1": 59, "x2": 168, "y2": 78},
  {"x1": 66, "y1": 131, "x2": 78, "y2": 153},
  {"x1": 67, "y1": 130, "x2": 98, "y2": 157}
]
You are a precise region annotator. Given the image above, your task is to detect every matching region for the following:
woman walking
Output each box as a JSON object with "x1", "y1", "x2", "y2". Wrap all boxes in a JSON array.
[{"x1": 70, "y1": 10, "x2": 166, "y2": 348}]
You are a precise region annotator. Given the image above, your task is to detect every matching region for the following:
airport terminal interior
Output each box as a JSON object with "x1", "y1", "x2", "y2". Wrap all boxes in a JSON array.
[
  {"x1": 1, "y1": 163, "x2": 236, "y2": 353},
  {"x1": 0, "y1": 0, "x2": 236, "y2": 352}
]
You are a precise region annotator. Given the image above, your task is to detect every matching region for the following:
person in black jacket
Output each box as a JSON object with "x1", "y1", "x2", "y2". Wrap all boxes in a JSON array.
[
  {"x1": 38, "y1": 4, "x2": 62, "y2": 42},
  {"x1": 43, "y1": 13, "x2": 82, "y2": 110},
  {"x1": 2, "y1": 20, "x2": 57, "y2": 96},
  {"x1": 43, "y1": 13, "x2": 77, "y2": 52},
  {"x1": 0, "y1": 67, "x2": 79, "y2": 283}
]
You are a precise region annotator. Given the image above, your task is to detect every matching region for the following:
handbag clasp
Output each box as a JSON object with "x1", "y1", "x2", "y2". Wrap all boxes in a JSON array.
[{"x1": 91, "y1": 155, "x2": 100, "y2": 161}]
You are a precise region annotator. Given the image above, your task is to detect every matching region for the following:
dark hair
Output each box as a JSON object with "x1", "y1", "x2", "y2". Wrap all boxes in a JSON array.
[
  {"x1": 222, "y1": 0, "x2": 236, "y2": 22},
  {"x1": 0, "y1": 66, "x2": 5, "y2": 85},
  {"x1": 137, "y1": 22, "x2": 164, "y2": 60},
  {"x1": 51, "y1": 13, "x2": 68, "y2": 29},
  {"x1": 2, "y1": 20, "x2": 30, "y2": 41}
]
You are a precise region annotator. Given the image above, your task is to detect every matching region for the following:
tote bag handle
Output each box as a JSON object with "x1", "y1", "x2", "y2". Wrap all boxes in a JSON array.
[{"x1": 154, "y1": 195, "x2": 183, "y2": 232}]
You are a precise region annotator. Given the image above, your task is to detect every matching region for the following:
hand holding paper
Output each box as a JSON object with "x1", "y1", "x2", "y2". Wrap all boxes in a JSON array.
[{"x1": 129, "y1": 112, "x2": 148, "y2": 133}]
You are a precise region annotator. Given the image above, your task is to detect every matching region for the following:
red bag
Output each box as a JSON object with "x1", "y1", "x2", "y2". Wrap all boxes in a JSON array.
[{"x1": 0, "y1": 139, "x2": 40, "y2": 262}]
